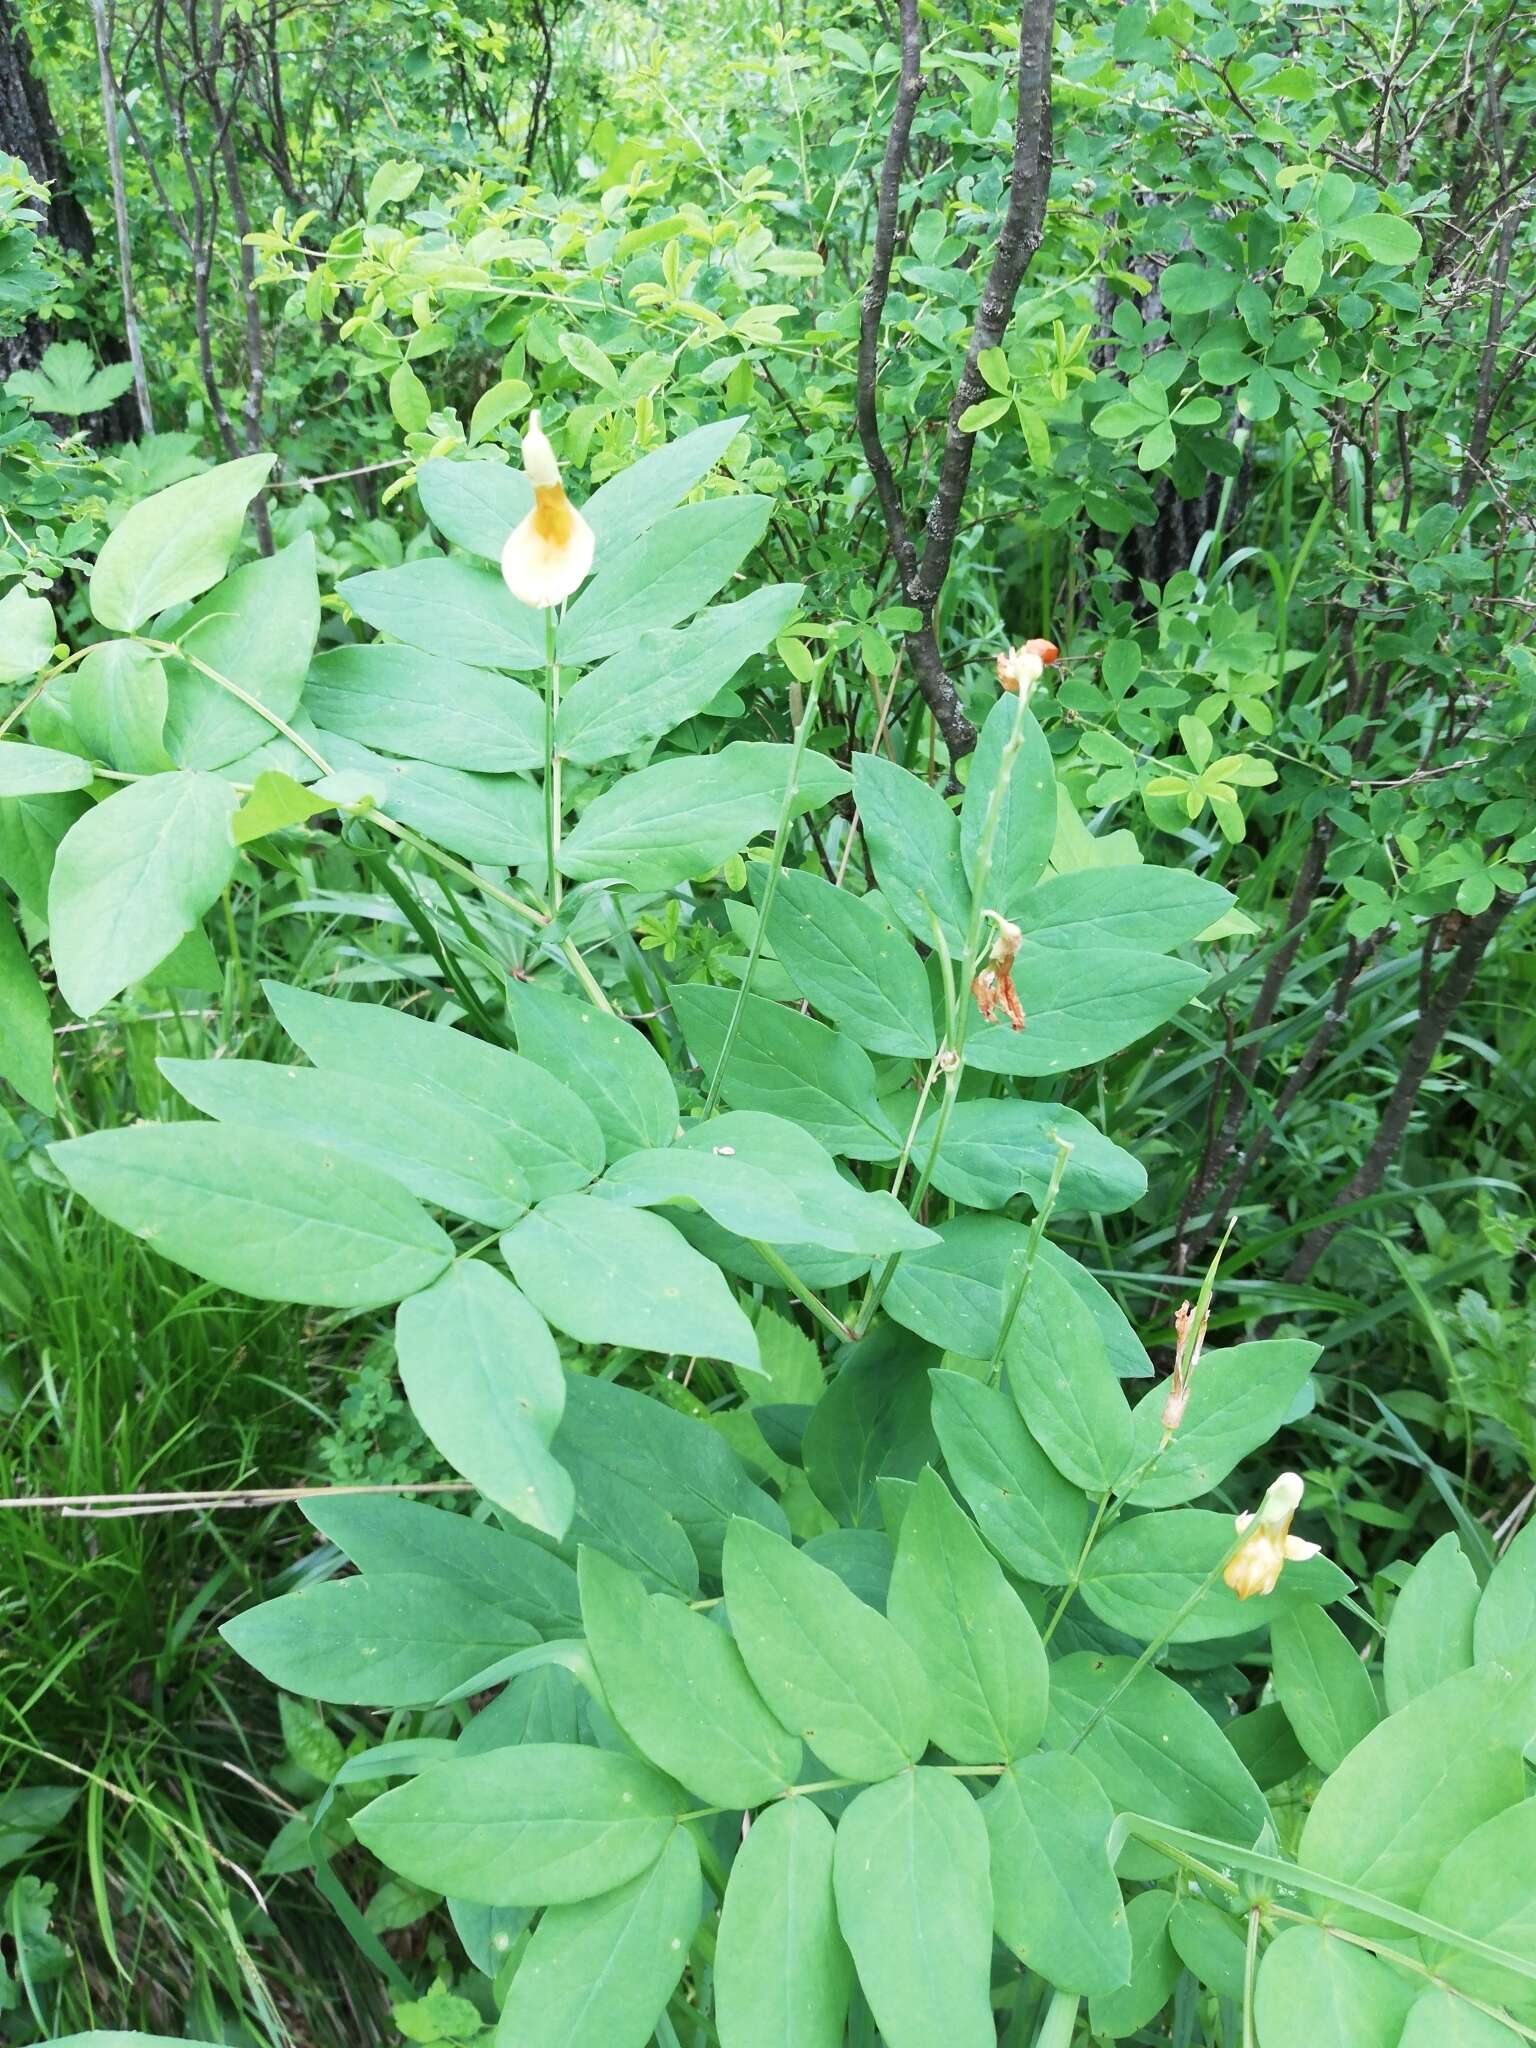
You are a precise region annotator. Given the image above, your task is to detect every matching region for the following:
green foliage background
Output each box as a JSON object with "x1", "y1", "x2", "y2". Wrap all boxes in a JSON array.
[{"x1": 0, "y1": 0, "x2": 1532, "y2": 2040}]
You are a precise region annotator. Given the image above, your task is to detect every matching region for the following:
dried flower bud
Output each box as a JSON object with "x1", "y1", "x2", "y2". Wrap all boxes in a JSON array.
[
  {"x1": 1223, "y1": 1472, "x2": 1322, "y2": 1600},
  {"x1": 971, "y1": 911, "x2": 1025, "y2": 1031},
  {"x1": 1161, "y1": 1297, "x2": 1209, "y2": 1435}
]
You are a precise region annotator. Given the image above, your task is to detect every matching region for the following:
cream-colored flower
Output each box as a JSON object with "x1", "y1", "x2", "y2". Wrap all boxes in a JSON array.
[
  {"x1": 1223, "y1": 1472, "x2": 1322, "y2": 1600},
  {"x1": 500, "y1": 411, "x2": 595, "y2": 609}
]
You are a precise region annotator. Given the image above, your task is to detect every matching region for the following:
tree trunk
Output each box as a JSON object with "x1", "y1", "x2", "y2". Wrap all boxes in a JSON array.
[{"x1": 1, "y1": 0, "x2": 137, "y2": 437}]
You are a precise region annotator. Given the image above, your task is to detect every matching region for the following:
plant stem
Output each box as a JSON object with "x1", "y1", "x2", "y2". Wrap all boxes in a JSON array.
[
  {"x1": 1243, "y1": 1907, "x2": 1261, "y2": 2048},
  {"x1": 748, "y1": 1241, "x2": 856, "y2": 1344},
  {"x1": 1041, "y1": 1488, "x2": 1112, "y2": 1646},
  {"x1": 702, "y1": 673, "x2": 822, "y2": 1115},
  {"x1": 1066, "y1": 1535, "x2": 1247, "y2": 1749},
  {"x1": 855, "y1": 689, "x2": 1033, "y2": 1334},
  {"x1": 135, "y1": 638, "x2": 333, "y2": 774},
  {"x1": 986, "y1": 1134, "x2": 1073, "y2": 1382},
  {"x1": 1034, "y1": 1989, "x2": 1081, "y2": 2048},
  {"x1": 544, "y1": 607, "x2": 562, "y2": 913}
]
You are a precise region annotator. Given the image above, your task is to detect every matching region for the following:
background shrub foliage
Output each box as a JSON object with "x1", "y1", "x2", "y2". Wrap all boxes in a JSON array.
[{"x1": 0, "y1": 0, "x2": 1533, "y2": 2043}]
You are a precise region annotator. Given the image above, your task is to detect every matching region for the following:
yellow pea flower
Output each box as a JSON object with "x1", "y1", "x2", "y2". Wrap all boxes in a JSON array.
[
  {"x1": 500, "y1": 411, "x2": 595, "y2": 609},
  {"x1": 1223, "y1": 1472, "x2": 1322, "y2": 1601}
]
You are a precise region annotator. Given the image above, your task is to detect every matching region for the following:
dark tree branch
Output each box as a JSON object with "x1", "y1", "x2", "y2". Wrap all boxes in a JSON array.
[
  {"x1": 1285, "y1": 895, "x2": 1520, "y2": 1285},
  {"x1": 855, "y1": 0, "x2": 1057, "y2": 767}
]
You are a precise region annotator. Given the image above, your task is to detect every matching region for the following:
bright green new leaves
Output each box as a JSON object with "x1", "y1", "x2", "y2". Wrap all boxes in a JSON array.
[
  {"x1": 832, "y1": 1769, "x2": 995, "y2": 2048},
  {"x1": 51, "y1": 1124, "x2": 451, "y2": 1307},
  {"x1": 580, "y1": 414, "x2": 743, "y2": 559},
  {"x1": 354, "y1": 1743, "x2": 683, "y2": 1905},
  {"x1": 0, "y1": 743, "x2": 94, "y2": 795},
  {"x1": 852, "y1": 752, "x2": 970, "y2": 958},
  {"x1": 715, "y1": 1799, "x2": 851, "y2": 2048},
  {"x1": 760, "y1": 868, "x2": 935, "y2": 1056},
  {"x1": 162, "y1": 537, "x2": 318, "y2": 768},
  {"x1": 983, "y1": 1753, "x2": 1130, "y2": 1994},
  {"x1": 1082, "y1": 1508, "x2": 1349, "y2": 1643},
  {"x1": 0, "y1": 584, "x2": 55, "y2": 683},
  {"x1": 723, "y1": 1518, "x2": 929, "y2": 1779},
  {"x1": 305, "y1": 644, "x2": 544, "y2": 771},
  {"x1": 416, "y1": 456, "x2": 532, "y2": 559},
  {"x1": 578, "y1": 1550, "x2": 801, "y2": 1806},
  {"x1": 159, "y1": 1057, "x2": 529, "y2": 1226},
  {"x1": 599, "y1": 1111, "x2": 932, "y2": 1257},
  {"x1": 1384, "y1": 1532, "x2": 1479, "y2": 1711},
  {"x1": 71, "y1": 643, "x2": 171, "y2": 773},
  {"x1": 920, "y1": 1098, "x2": 1147, "y2": 1215},
  {"x1": 1005, "y1": 1258, "x2": 1134, "y2": 1493},
  {"x1": 557, "y1": 585, "x2": 800, "y2": 765},
  {"x1": 961, "y1": 697, "x2": 1056, "y2": 907},
  {"x1": 1271, "y1": 1606, "x2": 1380, "y2": 1770},
  {"x1": 673, "y1": 986, "x2": 901, "y2": 1160},
  {"x1": 396, "y1": 1263, "x2": 572, "y2": 1539},
  {"x1": 0, "y1": 910, "x2": 55, "y2": 1111},
  {"x1": 222, "y1": 1573, "x2": 535, "y2": 1707},
  {"x1": 1474, "y1": 1523, "x2": 1536, "y2": 1662},
  {"x1": 1046, "y1": 1654, "x2": 1269, "y2": 1844},
  {"x1": 88, "y1": 453, "x2": 273, "y2": 630},
  {"x1": 887, "y1": 1469, "x2": 1048, "y2": 1763},
  {"x1": 559, "y1": 494, "x2": 770, "y2": 663},
  {"x1": 502, "y1": 1193, "x2": 760, "y2": 1372},
  {"x1": 1126, "y1": 1340, "x2": 1321, "y2": 1506},
  {"x1": 1299, "y1": 1657, "x2": 1536, "y2": 1931},
  {"x1": 1254, "y1": 1926, "x2": 1416, "y2": 2048},
  {"x1": 264, "y1": 981, "x2": 604, "y2": 1199},
  {"x1": 492, "y1": 1827, "x2": 700, "y2": 2048},
  {"x1": 1420, "y1": 1801, "x2": 1536, "y2": 2024},
  {"x1": 929, "y1": 1371, "x2": 1089, "y2": 1585},
  {"x1": 559, "y1": 741, "x2": 850, "y2": 888},
  {"x1": 340, "y1": 557, "x2": 545, "y2": 671},
  {"x1": 507, "y1": 982, "x2": 678, "y2": 1159},
  {"x1": 1088, "y1": 1890, "x2": 1180, "y2": 2040},
  {"x1": 48, "y1": 771, "x2": 238, "y2": 1014}
]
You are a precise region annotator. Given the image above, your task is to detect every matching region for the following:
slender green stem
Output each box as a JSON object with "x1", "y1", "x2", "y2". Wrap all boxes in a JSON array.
[
  {"x1": 1243, "y1": 1907, "x2": 1261, "y2": 2048},
  {"x1": 1067, "y1": 1536, "x2": 1247, "y2": 1750},
  {"x1": 885, "y1": 899, "x2": 958, "y2": 1206},
  {"x1": 0, "y1": 643, "x2": 94, "y2": 739},
  {"x1": 364, "y1": 812, "x2": 614, "y2": 1012},
  {"x1": 702, "y1": 674, "x2": 821, "y2": 1115},
  {"x1": 1119, "y1": 1815, "x2": 1536, "y2": 2016},
  {"x1": 1041, "y1": 1488, "x2": 1113, "y2": 1646},
  {"x1": 986, "y1": 1135, "x2": 1074, "y2": 1382},
  {"x1": 748, "y1": 1241, "x2": 855, "y2": 1344},
  {"x1": 543, "y1": 607, "x2": 562, "y2": 914},
  {"x1": 135, "y1": 637, "x2": 334, "y2": 774},
  {"x1": 854, "y1": 692, "x2": 1033, "y2": 1334},
  {"x1": 1034, "y1": 1988, "x2": 1081, "y2": 2048}
]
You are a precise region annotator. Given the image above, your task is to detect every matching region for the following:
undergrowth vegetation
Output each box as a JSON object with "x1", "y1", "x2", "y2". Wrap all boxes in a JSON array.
[{"x1": 0, "y1": 0, "x2": 1532, "y2": 2043}]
